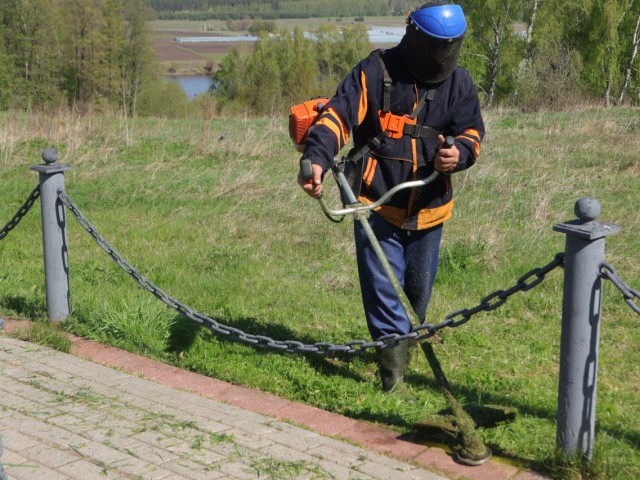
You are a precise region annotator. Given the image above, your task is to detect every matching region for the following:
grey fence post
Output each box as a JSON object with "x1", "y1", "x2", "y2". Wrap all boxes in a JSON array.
[
  {"x1": 30, "y1": 148, "x2": 73, "y2": 322},
  {"x1": 553, "y1": 197, "x2": 620, "y2": 460}
]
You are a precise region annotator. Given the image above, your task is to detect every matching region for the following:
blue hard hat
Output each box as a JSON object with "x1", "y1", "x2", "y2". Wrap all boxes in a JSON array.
[{"x1": 409, "y1": 4, "x2": 466, "y2": 40}]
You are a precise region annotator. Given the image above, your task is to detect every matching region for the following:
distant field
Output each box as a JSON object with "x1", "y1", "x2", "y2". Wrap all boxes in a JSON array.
[
  {"x1": 150, "y1": 19, "x2": 247, "y2": 71},
  {"x1": 149, "y1": 16, "x2": 406, "y2": 73}
]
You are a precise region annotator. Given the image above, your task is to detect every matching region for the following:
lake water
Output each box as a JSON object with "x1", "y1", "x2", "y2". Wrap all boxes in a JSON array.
[{"x1": 164, "y1": 75, "x2": 212, "y2": 99}]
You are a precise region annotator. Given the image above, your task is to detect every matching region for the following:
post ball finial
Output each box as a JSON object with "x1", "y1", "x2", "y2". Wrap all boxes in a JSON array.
[
  {"x1": 42, "y1": 147, "x2": 59, "y2": 164},
  {"x1": 574, "y1": 197, "x2": 600, "y2": 222}
]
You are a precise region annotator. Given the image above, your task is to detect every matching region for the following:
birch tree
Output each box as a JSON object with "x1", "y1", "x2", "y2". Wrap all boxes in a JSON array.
[
  {"x1": 617, "y1": 1, "x2": 640, "y2": 104},
  {"x1": 462, "y1": 0, "x2": 522, "y2": 107},
  {"x1": 512, "y1": 0, "x2": 538, "y2": 105},
  {"x1": 576, "y1": 0, "x2": 627, "y2": 105}
]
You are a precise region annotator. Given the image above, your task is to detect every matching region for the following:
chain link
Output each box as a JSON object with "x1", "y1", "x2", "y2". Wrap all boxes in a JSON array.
[
  {"x1": 60, "y1": 191, "x2": 565, "y2": 357},
  {"x1": 0, "y1": 186, "x2": 41, "y2": 241},
  {"x1": 0, "y1": 185, "x2": 40, "y2": 240},
  {"x1": 412, "y1": 253, "x2": 566, "y2": 340},
  {"x1": 601, "y1": 262, "x2": 640, "y2": 315}
]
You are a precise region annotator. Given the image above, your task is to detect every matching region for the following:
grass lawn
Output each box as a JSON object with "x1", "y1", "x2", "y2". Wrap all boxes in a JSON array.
[{"x1": 1, "y1": 106, "x2": 639, "y2": 478}]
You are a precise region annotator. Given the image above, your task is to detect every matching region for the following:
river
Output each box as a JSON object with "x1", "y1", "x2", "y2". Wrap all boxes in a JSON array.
[{"x1": 164, "y1": 75, "x2": 213, "y2": 99}]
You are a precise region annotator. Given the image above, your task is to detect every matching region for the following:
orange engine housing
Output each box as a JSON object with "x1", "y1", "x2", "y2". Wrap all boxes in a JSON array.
[{"x1": 289, "y1": 97, "x2": 330, "y2": 152}]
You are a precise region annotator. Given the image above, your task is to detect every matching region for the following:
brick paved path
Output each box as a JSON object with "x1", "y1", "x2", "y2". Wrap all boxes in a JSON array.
[
  {"x1": 0, "y1": 323, "x2": 545, "y2": 480},
  {"x1": 0, "y1": 335, "x2": 448, "y2": 480}
]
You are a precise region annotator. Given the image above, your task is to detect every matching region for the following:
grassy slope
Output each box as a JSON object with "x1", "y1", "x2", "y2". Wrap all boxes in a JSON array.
[{"x1": 1, "y1": 107, "x2": 639, "y2": 477}]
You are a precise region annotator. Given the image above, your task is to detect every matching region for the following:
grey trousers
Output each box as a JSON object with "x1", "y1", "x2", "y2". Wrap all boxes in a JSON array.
[{"x1": 0, "y1": 435, "x2": 6, "y2": 480}]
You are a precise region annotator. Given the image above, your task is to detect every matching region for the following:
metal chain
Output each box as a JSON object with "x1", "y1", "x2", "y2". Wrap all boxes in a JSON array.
[
  {"x1": 60, "y1": 191, "x2": 565, "y2": 357},
  {"x1": 0, "y1": 186, "x2": 41, "y2": 241},
  {"x1": 411, "y1": 252, "x2": 566, "y2": 340},
  {"x1": 601, "y1": 261, "x2": 640, "y2": 315}
]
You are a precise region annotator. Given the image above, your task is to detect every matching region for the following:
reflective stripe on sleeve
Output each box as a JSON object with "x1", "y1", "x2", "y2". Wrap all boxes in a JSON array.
[
  {"x1": 357, "y1": 70, "x2": 368, "y2": 126},
  {"x1": 316, "y1": 109, "x2": 349, "y2": 151},
  {"x1": 457, "y1": 128, "x2": 481, "y2": 158}
]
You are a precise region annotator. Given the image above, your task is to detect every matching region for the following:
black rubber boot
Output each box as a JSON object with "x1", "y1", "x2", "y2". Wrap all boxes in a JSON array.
[{"x1": 376, "y1": 342, "x2": 416, "y2": 403}]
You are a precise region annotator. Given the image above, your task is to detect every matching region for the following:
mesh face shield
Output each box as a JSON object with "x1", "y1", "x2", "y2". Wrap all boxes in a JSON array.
[{"x1": 400, "y1": 4, "x2": 466, "y2": 85}]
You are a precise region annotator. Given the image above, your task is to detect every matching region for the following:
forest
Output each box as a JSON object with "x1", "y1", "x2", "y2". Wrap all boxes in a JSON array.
[{"x1": 0, "y1": 0, "x2": 639, "y2": 116}]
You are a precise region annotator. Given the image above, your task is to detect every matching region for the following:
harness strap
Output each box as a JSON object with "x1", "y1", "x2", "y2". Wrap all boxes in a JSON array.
[
  {"x1": 346, "y1": 53, "x2": 441, "y2": 168},
  {"x1": 347, "y1": 131, "x2": 389, "y2": 165},
  {"x1": 372, "y1": 50, "x2": 392, "y2": 113},
  {"x1": 402, "y1": 89, "x2": 442, "y2": 139},
  {"x1": 408, "y1": 88, "x2": 437, "y2": 120},
  {"x1": 403, "y1": 124, "x2": 442, "y2": 139}
]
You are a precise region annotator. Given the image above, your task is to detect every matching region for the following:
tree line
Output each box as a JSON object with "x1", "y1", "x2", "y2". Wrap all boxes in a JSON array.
[
  {"x1": 214, "y1": 24, "x2": 372, "y2": 115},
  {"x1": 150, "y1": 0, "x2": 409, "y2": 20},
  {"x1": 215, "y1": 0, "x2": 640, "y2": 114},
  {"x1": 461, "y1": 0, "x2": 640, "y2": 109},
  {"x1": 0, "y1": 0, "x2": 158, "y2": 113},
  {"x1": 1, "y1": 0, "x2": 639, "y2": 117}
]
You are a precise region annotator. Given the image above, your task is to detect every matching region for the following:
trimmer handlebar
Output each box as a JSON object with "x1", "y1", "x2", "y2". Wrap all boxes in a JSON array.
[
  {"x1": 442, "y1": 135, "x2": 455, "y2": 149},
  {"x1": 300, "y1": 157, "x2": 314, "y2": 183},
  {"x1": 302, "y1": 135, "x2": 456, "y2": 219}
]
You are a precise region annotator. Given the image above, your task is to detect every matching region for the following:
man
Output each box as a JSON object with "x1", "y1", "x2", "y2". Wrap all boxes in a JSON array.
[{"x1": 297, "y1": 2, "x2": 484, "y2": 398}]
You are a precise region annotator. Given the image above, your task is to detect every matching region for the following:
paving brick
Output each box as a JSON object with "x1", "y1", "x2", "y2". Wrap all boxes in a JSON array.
[
  {"x1": 6, "y1": 460, "x2": 70, "y2": 480},
  {"x1": 358, "y1": 459, "x2": 432, "y2": 480},
  {"x1": 0, "y1": 430, "x2": 41, "y2": 452},
  {"x1": 312, "y1": 457, "x2": 368, "y2": 480},
  {"x1": 162, "y1": 459, "x2": 228, "y2": 480},
  {"x1": 56, "y1": 459, "x2": 125, "y2": 479},
  {"x1": 0, "y1": 447, "x2": 30, "y2": 467},
  {"x1": 17, "y1": 443, "x2": 79, "y2": 468},
  {"x1": 108, "y1": 457, "x2": 178, "y2": 480},
  {"x1": 0, "y1": 328, "x2": 550, "y2": 480}
]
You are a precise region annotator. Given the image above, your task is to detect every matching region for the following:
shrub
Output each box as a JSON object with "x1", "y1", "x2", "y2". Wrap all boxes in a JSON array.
[
  {"x1": 137, "y1": 80, "x2": 192, "y2": 118},
  {"x1": 515, "y1": 44, "x2": 587, "y2": 112}
]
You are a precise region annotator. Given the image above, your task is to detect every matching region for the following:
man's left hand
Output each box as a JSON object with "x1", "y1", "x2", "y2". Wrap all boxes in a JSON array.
[{"x1": 434, "y1": 135, "x2": 459, "y2": 173}]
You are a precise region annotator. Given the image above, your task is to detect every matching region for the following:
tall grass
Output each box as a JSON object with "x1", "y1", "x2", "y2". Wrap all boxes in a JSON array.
[{"x1": 1, "y1": 106, "x2": 639, "y2": 478}]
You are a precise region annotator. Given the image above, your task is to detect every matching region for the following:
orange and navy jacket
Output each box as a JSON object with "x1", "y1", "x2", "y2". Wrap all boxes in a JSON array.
[{"x1": 302, "y1": 46, "x2": 484, "y2": 230}]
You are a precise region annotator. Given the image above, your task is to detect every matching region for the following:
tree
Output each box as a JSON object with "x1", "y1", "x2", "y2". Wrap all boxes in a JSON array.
[
  {"x1": 213, "y1": 24, "x2": 370, "y2": 115},
  {"x1": 512, "y1": 0, "x2": 538, "y2": 105},
  {"x1": 516, "y1": 42, "x2": 584, "y2": 112},
  {"x1": 240, "y1": 32, "x2": 283, "y2": 114},
  {"x1": 617, "y1": 2, "x2": 640, "y2": 104},
  {"x1": 579, "y1": 0, "x2": 627, "y2": 105},
  {"x1": 0, "y1": 0, "x2": 66, "y2": 108},
  {"x1": 315, "y1": 23, "x2": 370, "y2": 91},
  {"x1": 462, "y1": 0, "x2": 523, "y2": 107},
  {"x1": 283, "y1": 27, "x2": 319, "y2": 103},
  {"x1": 120, "y1": 0, "x2": 157, "y2": 116},
  {"x1": 63, "y1": 0, "x2": 112, "y2": 108},
  {"x1": 102, "y1": 0, "x2": 126, "y2": 104},
  {"x1": 215, "y1": 46, "x2": 250, "y2": 102},
  {"x1": 0, "y1": 41, "x2": 14, "y2": 109}
]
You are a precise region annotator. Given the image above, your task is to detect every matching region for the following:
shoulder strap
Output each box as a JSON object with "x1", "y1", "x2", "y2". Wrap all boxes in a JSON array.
[
  {"x1": 408, "y1": 88, "x2": 436, "y2": 120},
  {"x1": 404, "y1": 88, "x2": 442, "y2": 139},
  {"x1": 372, "y1": 49, "x2": 392, "y2": 113},
  {"x1": 348, "y1": 54, "x2": 442, "y2": 163}
]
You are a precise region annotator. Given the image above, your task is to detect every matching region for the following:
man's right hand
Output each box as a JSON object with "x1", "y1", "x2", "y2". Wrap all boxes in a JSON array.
[{"x1": 297, "y1": 163, "x2": 324, "y2": 198}]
